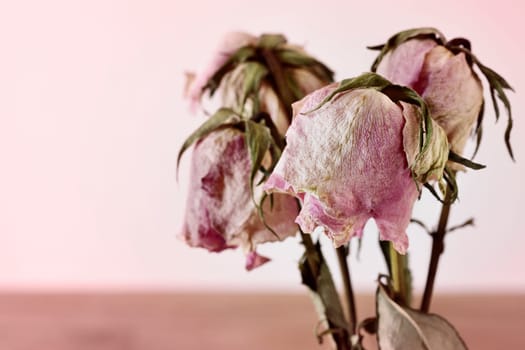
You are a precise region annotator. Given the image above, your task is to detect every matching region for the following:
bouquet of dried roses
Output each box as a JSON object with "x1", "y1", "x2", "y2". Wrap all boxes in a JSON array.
[{"x1": 178, "y1": 28, "x2": 513, "y2": 349}]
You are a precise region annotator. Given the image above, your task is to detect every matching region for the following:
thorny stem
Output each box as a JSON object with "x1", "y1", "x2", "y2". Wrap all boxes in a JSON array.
[
  {"x1": 336, "y1": 246, "x2": 357, "y2": 335},
  {"x1": 420, "y1": 189, "x2": 452, "y2": 313}
]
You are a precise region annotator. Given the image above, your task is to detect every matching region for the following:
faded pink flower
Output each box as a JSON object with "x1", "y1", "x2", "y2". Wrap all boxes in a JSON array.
[
  {"x1": 375, "y1": 38, "x2": 483, "y2": 161},
  {"x1": 186, "y1": 32, "x2": 257, "y2": 110},
  {"x1": 264, "y1": 81, "x2": 448, "y2": 253},
  {"x1": 221, "y1": 63, "x2": 330, "y2": 135},
  {"x1": 181, "y1": 128, "x2": 299, "y2": 270},
  {"x1": 180, "y1": 32, "x2": 334, "y2": 268}
]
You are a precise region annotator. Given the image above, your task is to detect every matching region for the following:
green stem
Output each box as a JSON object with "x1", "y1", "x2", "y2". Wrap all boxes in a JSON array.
[
  {"x1": 389, "y1": 243, "x2": 409, "y2": 305},
  {"x1": 420, "y1": 189, "x2": 452, "y2": 312},
  {"x1": 336, "y1": 246, "x2": 357, "y2": 335}
]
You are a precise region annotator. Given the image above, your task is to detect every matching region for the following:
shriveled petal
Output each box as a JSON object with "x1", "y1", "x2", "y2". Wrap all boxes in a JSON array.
[
  {"x1": 377, "y1": 40, "x2": 483, "y2": 164},
  {"x1": 245, "y1": 251, "x2": 271, "y2": 271},
  {"x1": 376, "y1": 39, "x2": 438, "y2": 92},
  {"x1": 186, "y1": 32, "x2": 257, "y2": 111},
  {"x1": 265, "y1": 85, "x2": 420, "y2": 253},
  {"x1": 419, "y1": 46, "x2": 483, "y2": 157},
  {"x1": 402, "y1": 103, "x2": 449, "y2": 183},
  {"x1": 181, "y1": 129, "x2": 298, "y2": 267},
  {"x1": 221, "y1": 63, "x2": 332, "y2": 136}
]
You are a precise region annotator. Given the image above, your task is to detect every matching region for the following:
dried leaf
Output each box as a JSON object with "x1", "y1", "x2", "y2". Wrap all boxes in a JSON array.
[
  {"x1": 376, "y1": 284, "x2": 467, "y2": 350},
  {"x1": 239, "y1": 62, "x2": 269, "y2": 108},
  {"x1": 299, "y1": 241, "x2": 349, "y2": 333},
  {"x1": 177, "y1": 108, "x2": 240, "y2": 175},
  {"x1": 244, "y1": 120, "x2": 272, "y2": 197}
]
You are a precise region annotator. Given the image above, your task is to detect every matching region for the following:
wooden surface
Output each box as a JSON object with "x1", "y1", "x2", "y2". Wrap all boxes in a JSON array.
[{"x1": 0, "y1": 292, "x2": 523, "y2": 349}]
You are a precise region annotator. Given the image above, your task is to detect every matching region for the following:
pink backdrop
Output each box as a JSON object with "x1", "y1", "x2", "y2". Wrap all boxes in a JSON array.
[{"x1": 1, "y1": 0, "x2": 524, "y2": 292}]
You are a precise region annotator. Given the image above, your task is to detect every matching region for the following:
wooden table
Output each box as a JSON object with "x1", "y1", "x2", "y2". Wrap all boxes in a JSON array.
[{"x1": 0, "y1": 292, "x2": 523, "y2": 349}]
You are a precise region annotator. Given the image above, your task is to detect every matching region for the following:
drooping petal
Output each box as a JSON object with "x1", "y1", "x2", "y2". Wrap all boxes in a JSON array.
[
  {"x1": 265, "y1": 85, "x2": 423, "y2": 253},
  {"x1": 245, "y1": 251, "x2": 271, "y2": 271},
  {"x1": 186, "y1": 32, "x2": 257, "y2": 111},
  {"x1": 418, "y1": 47, "x2": 483, "y2": 157},
  {"x1": 402, "y1": 102, "x2": 449, "y2": 183},
  {"x1": 376, "y1": 39, "x2": 483, "y2": 162},
  {"x1": 181, "y1": 128, "x2": 298, "y2": 267},
  {"x1": 376, "y1": 39, "x2": 438, "y2": 92}
]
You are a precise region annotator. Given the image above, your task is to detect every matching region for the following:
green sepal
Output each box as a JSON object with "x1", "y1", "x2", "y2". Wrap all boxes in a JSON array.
[
  {"x1": 244, "y1": 119, "x2": 272, "y2": 197},
  {"x1": 239, "y1": 62, "x2": 269, "y2": 110},
  {"x1": 256, "y1": 193, "x2": 280, "y2": 240},
  {"x1": 448, "y1": 151, "x2": 486, "y2": 170},
  {"x1": 369, "y1": 27, "x2": 446, "y2": 72},
  {"x1": 275, "y1": 48, "x2": 335, "y2": 83},
  {"x1": 444, "y1": 42, "x2": 515, "y2": 160},
  {"x1": 305, "y1": 72, "x2": 392, "y2": 113},
  {"x1": 176, "y1": 108, "x2": 241, "y2": 176},
  {"x1": 204, "y1": 45, "x2": 257, "y2": 97},
  {"x1": 424, "y1": 166, "x2": 458, "y2": 204},
  {"x1": 471, "y1": 101, "x2": 485, "y2": 159},
  {"x1": 257, "y1": 33, "x2": 287, "y2": 49}
]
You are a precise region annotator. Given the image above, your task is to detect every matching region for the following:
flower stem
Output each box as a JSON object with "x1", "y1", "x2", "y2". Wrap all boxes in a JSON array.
[
  {"x1": 388, "y1": 243, "x2": 410, "y2": 305},
  {"x1": 420, "y1": 189, "x2": 452, "y2": 313},
  {"x1": 300, "y1": 232, "x2": 351, "y2": 350},
  {"x1": 336, "y1": 246, "x2": 357, "y2": 335}
]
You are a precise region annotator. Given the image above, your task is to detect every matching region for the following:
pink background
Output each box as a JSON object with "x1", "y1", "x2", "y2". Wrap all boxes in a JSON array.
[{"x1": 1, "y1": 0, "x2": 524, "y2": 293}]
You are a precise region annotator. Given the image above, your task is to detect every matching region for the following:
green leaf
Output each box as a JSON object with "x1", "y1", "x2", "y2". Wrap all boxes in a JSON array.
[
  {"x1": 176, "y1": 108, "x2": 240, "y2": 175},
  {"x1": 244, "y1": 120, "x2": 272, "y2": 197},
  {"x1": 376, "y1": 283, "x2": 467, "y2": 350},
  {"x1": 370, "y1": 27, "x2": 446, "y2": 72}
]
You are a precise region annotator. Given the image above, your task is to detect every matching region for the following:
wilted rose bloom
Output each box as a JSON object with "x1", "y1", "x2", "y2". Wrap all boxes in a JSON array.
[
  {"x1": 220, "y1": 63, "x2": 330, "y2": 135},
  {"x1": 181, "y1": 32, "x2": 334, "y2": 268},
  {"x1": 375, "y1": 38, "x2": 483, "y2": 160},
  {"x1": 181, "y1": 128, "x2": 299, "y2": 270},
  {"x1": 264, "y1": 82, "x2": 448, "y2": 253},
  {"x1": 186, "y1": 31, "x2": 257, "y2": 110}
]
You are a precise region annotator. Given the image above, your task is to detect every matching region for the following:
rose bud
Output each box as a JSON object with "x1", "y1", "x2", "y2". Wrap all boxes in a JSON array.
[{"x1": 264, "y1": 73, "x2": 449, "y2": 253}]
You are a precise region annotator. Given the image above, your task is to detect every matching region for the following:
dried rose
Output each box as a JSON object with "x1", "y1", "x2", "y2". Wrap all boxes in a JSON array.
[
  {"x1": 179, "y1": 33, "x2": 334, "y2": 269},
  {"x1": 185, "y1": 31, "x2": 257, "y2": 111},
  {"x1": 264, "y1": 73, "x2": 449, "y2": 253},
  {"x1": 180, "y1": 128, "x2": 298, "y2": 270},
  {"x1": 371, "y1": 28, "x2": 514, "y2": 163}
]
